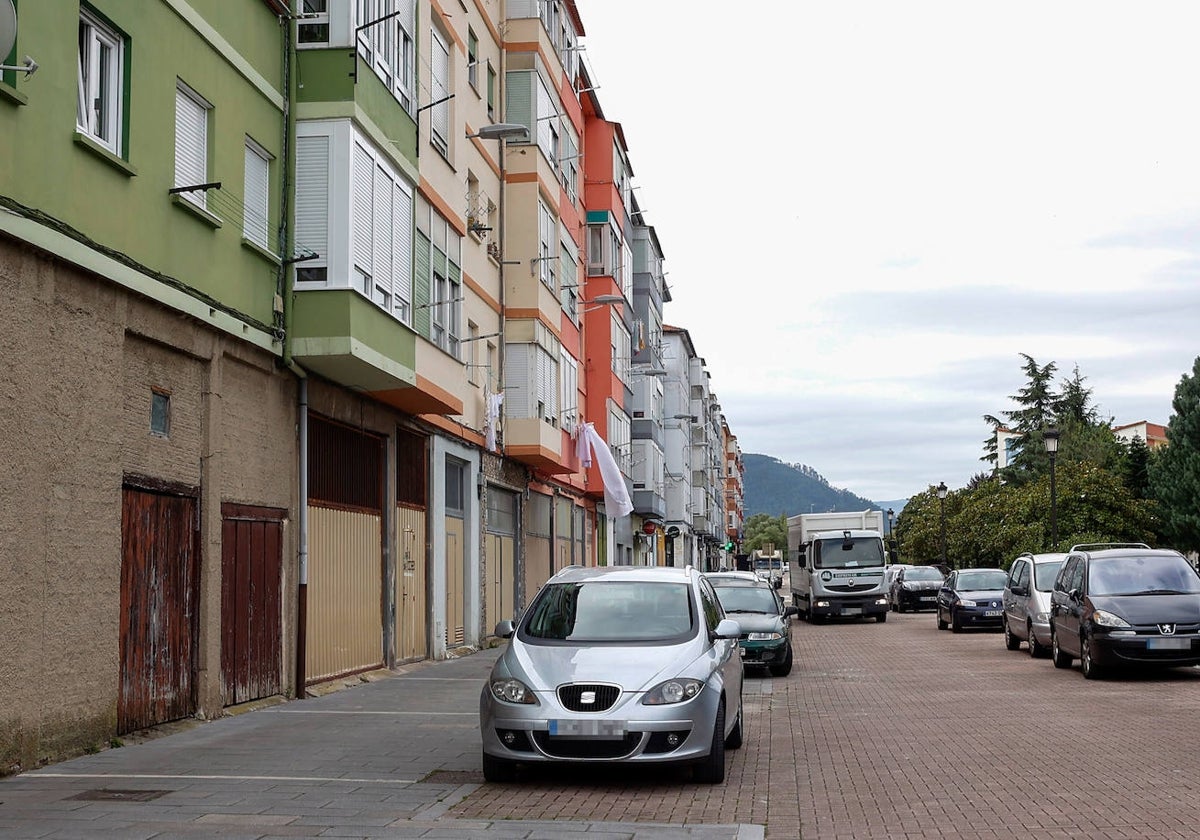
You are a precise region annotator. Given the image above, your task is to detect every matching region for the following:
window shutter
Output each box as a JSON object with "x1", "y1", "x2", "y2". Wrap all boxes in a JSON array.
[
  {"x1": 294, "y1": 136, "x2": 329, "y2": 269},
  {"x1": 535, "y1": 75, "x2": 554, "y2": 155},
  {"x1": 504, "y1": 344, "x2": 533, "y2": 418},
  {"x1": 431, "y1": 31, "x2": 450, "y2": 150},
  {"x1": 505, "y1": 71, "x2": 533, "y2": 138},
  {"x1": 174, "y1": 86, "x2": 207, "y2": 207},
  {"x1": 393, "y1": 179, "x2": 413, "y2": 316},
  {"x1": 413, "y1": 233, "x2": 432, "y2": 338},
  {"x1": 373, "y1": 162, "x2": 394, "y2": 301},
  {"x1": 244, "y1": 142, "x2": 270, "y2": 248},
  {"x1": 352, "y1": 142, "x2": 374, "y2": 283}
]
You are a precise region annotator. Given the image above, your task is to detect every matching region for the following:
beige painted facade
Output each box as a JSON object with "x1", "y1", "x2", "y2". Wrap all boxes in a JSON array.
[{"x1": 0, "y1": 234, "x2": 298, "y2": 773}]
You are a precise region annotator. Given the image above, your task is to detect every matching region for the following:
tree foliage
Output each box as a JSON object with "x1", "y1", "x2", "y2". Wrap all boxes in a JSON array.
[
  {"x1": 1150, "y1": 357, "x2": 1200, "y2": 553},
  {"x1": 742, "y1": 513, "x2": 787, "y2": 553}
]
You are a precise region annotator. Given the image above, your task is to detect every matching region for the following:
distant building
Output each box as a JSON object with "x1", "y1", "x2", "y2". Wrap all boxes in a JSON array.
[{"x1": 992, "y1": 420, "x2": 1166, "y2": 470}]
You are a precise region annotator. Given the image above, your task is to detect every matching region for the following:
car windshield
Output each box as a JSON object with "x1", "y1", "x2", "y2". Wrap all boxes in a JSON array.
[
  {"x1": 1088, "y1": 556, "x2": 1200, "y2": 597},
  {"x1": 1032, "y1": 560, "x2": 1064, "y2": 591},
  {"x1": 813, "y1": 537, "x2": 883, "y2": 569},
  {"x1": 712, "y1": 585, "x2": 779, "y2": 614},
  {"x1": 523, "y1": 581, "x2": 693, "y2": 641},
  {"x1": 906, "y1": 568, "x2": 943, "y2": 581},
  {"x1": 956, "y1": 570, "x2": 1007, "y2": 591}
]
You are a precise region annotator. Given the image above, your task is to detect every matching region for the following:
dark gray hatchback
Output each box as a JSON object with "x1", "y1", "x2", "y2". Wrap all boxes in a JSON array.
[{"x1": 1048, "y1": 544, "x2": 1200, "y2": 679}]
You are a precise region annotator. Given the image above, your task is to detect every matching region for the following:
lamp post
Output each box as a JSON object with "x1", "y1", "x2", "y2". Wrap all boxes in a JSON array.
[
  {"x1": 936, "y1": 482, "x2": 948, "y2": 569},
  {"x1": 886, "y1": 507, "x2": 896, "y2": 561},
  {"x1": 1044, "y1": 427, "x2": 1060, "y2": 549}
]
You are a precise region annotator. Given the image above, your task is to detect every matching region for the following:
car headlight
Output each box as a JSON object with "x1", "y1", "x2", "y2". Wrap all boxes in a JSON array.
[
  {"x1": 958, "y1": 598, "x2": 977, "y2": 607},
  {"x1": 642, "y1": 678, "x2": 704, "y2": 705},
  {"x1": 747, "y1": 632, "x2": 782, "y2": 641},
  {"x1": 1091, "y1": 609, "x2": 1131, "y2": 629},
  {"x1": 489, "y1": 677, "x2": 539, "y2": 705}
]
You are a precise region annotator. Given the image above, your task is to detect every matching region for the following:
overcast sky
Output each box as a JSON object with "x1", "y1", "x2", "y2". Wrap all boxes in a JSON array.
[{"x1": 573, "y1": 0, "x2": 1200, "y2": 503}]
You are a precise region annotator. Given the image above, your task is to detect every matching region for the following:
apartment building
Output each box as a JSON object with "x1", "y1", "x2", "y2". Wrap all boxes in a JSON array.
[{"x1": 0, "y1": 0, "x2": 739, "y2": 772}]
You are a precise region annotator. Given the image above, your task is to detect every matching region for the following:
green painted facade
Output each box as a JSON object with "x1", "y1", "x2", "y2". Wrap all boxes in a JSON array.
[{"x1": 0, "y1": 0, "x2": 286, "y2": 333}]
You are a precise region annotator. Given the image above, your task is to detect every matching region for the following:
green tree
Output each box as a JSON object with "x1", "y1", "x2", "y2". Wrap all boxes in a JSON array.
[
  {"x1": 1149, "y1": 357, "x2": 1200, "y2": 552},
  {"x1": 742, "y1": 513, "x2": 787, "y2": 553},
  {"x1": 1121, "y1": 434, "x2": 1151, "y2": 499}
]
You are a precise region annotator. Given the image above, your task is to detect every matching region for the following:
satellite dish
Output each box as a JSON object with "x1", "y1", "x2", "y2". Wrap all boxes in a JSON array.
[{"x1": 0, "y1": 0, "x2": 16, "y2": 64}]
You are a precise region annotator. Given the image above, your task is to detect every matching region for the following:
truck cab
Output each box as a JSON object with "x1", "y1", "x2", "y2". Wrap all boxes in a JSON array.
[{"x1": 789, "y1": 523, "x2": 889, "y2": 623}]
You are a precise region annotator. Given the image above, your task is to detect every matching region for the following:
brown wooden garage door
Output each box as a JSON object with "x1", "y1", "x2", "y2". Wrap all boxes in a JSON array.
[
  {"x1": 221, "y1": 504, "x2": 284, "y2": 706},
  {"x1": 119, "y1": 485, "x2": 200, "y2": 734}
]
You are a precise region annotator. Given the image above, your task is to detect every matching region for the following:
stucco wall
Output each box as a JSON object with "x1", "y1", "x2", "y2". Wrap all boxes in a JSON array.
[{"x1": 0, "y1": 235, "x2": 297, "y2": 774}]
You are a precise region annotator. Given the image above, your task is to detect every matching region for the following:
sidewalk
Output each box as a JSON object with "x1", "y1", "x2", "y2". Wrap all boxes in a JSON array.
[{"x1": 0, "y1": 647, "x2": 762, "y2": 840}]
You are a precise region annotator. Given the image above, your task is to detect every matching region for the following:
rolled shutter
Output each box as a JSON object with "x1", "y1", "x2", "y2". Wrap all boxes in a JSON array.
[
  {"x1": 393, "y1": 179, "x2": 413, "y2": 316},
  {"x1": 243, "y1": 143, "x2": 270, "y2": 248},
  {"x1": 174, "y1": 86, "x2": 207, "y2": 207},
  {"x1": 294, "y1": 135, "x2": 329, "y2": 270},
  {"x1": 352, "y1": 142, "x2": 373, "y2": 283}
]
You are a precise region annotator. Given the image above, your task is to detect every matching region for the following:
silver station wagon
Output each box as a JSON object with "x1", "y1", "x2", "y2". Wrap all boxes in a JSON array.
[{"x1": 479, "y1": 565, "x2": 744, "y2": 783}]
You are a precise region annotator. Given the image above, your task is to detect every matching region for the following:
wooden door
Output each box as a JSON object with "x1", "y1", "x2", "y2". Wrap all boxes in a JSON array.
[
  {"x1": 119, "y1": 486, "x2": 199, "y2": 734},
  {"x1": 220, "y1": 504, "x2": 284, "y2": 706}
]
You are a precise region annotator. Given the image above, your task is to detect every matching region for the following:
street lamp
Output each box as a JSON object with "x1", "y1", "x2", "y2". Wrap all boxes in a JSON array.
[
  {"x1": 936, "y1": 482, "x2": 948, "y2": 569},
  {"x1": 1044, "y1": 427, "x2": 1060, "y2": 549}
]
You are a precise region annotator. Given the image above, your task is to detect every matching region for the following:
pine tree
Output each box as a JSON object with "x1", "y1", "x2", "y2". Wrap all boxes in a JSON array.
[
  {"x1": 1123, "y1": 434, "x2": 1151, "y2": 499},
  {"x1": 1149, "y1": 357, "x2": 1200, "y2": 552}
]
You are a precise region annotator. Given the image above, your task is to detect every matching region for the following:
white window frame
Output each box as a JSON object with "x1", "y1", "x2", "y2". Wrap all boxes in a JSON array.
[
  {"x1": 174, "y1": 81, "x2": 211, "y2": 210},
  {"x1": 611, "y1": 313, "x2": 631, "y2": 386},
  {"x1": 559, "y1": 350, "x2": 578, "y2": 433},
  {"x1": 243, "y1": 138, "x2": 272, "y2": 250},
  {"x1": 77, "y1": 9, "x2": 125, "y2": 156},
  {"x1": 430, "y1": 27, "x2": 450, "y2": 156},
  {"x1": 537, "y1": 199, "x2": 556, "y2": 289}
]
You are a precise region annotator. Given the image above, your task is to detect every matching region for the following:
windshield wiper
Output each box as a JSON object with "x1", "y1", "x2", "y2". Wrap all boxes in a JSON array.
[{"x1": 1138, "y1": 588, "x2": 1186, "y2": 595}]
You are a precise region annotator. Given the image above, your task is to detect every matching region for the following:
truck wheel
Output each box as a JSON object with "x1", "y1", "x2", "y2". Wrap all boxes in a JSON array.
[{"x1": 876, "y1": 611, "x2": 887, "y2": 623}]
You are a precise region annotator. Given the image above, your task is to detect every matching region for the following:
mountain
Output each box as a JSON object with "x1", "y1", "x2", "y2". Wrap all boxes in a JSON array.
[{"x1": 742, "y1": 453, "x2": 885, "y2": 519}]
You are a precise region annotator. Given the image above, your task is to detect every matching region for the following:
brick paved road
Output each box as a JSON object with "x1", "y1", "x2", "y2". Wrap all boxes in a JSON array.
[
  {"x1": 455, "y1": 609, "x2": 1200, "y2": 839},
  {"x1": 6, "y1": 610, "x2": 1200, "y2": 838}
]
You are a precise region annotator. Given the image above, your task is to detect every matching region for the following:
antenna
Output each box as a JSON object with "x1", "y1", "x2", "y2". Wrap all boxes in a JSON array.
[{"x1": 0, "y1": 0, "x2": 38, "y2": 78}]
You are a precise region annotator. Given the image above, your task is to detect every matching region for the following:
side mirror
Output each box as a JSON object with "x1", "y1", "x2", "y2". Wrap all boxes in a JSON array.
[
  {"x1": 713, "y1": 618, "x2": 741, "y2": 639},
  {"x1": 494, "y1": 619, "x2": 515, "y2": 639},
  {"x1": 783, "y1": 606, "x2": 800, "y2": 619},
  {"x1": 773, "y1": 579, "x2": 782, "y2": 590},
  {"x1": 1068, "y1": 588, "x2": 1082, "y2": 603}
]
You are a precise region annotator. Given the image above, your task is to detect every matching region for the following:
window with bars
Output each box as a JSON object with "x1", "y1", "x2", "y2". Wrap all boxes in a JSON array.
[{"x1": 77, "y1": 8, "x2": 127, "y2": 157}]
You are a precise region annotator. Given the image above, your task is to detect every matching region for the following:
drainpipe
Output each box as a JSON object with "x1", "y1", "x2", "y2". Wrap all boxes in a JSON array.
[{"x1": 276, "y1": 7, "x2": 309, "y2": 699}]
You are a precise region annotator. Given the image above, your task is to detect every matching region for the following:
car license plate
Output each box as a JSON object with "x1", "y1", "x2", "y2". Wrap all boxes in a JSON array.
[
  {"x1": 1148, "y1": 637, "x2": 1191, "y2": 650},
  {"x1": 920, "y1": 596, "x2": 936, "y2": 602},
  {"x1": 842, "y1": 607, "x2": 862, "y2": 616},
  {"x1": 984, "y1": 610, "x2": 1002, "y2": 617},
  {"x1": 549, "y1": 719, "x2": 626, "y2": 738}
]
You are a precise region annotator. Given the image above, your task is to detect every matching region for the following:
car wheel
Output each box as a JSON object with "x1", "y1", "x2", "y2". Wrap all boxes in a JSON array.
[
  {"x1": 951, "y1": 610, "x2": 963, "y2": 633},
  {"x1": 769, "y1": 643, "x2": 793, "y2": 677},
  {"x1": 1004, "y1": 618, "x2": 1021, "y2": 651},
  {"x1": 724, "y1": 693, "x2": 744, "y2": 749},
  {"x1": 481, "y1": 750, "x2": 518, "y2": 783},
  {"x1": 1028, "y1": 623, "x2": 1048, "y2": 658},
  {"x1": 936, "y1": 608, "x2": 948, "y2": 631},
  {"x1": 1080, "y1": 633, "x2": 1105, "y2": 680},
  {"x1": 693, "y1": 700, "x2": 726, "y2": 784},
  {"x1": 896, "y1": 601, "x2": 906, "y2": 613},
  {"x1": 1050, "y1": 627, "x2": 1072, "y2": 669}
]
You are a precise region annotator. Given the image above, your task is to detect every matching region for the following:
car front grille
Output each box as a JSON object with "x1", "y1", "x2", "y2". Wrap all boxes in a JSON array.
[
  {"x1": 532, "y1": 731, "x2": 642, "y2": 759},
  {"x1": 558, "y1": 683, "x2": 621, "y2": 712}
]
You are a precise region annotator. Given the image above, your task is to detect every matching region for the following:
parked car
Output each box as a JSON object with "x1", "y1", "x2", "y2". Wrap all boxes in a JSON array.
[
  {"x1": 936, "y1": 568, "x2": 1008, "y2": 632},
  {"x1": 1048, "y1": 544, "x2": 1200, "y2": 679},
  {"x1": 706, "y1": 572, "x2": 799, "y2": 676},
  {"x1": 480, "y1": 565, "x2": 745, "y2": 783},
  {"x1": 1001, "y1": 551, "x2": 1067, "y2": 657},
  {"x1": 883, "y1": 564, "x2": 913, "y2": 607},
  {"x1": 889, "y1": 565, "x2": 945, "y2": 612}
]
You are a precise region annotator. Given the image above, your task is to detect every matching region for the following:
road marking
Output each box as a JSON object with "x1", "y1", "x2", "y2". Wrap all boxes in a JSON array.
[{"x1": 24, "y1": 773, "x2": 421, "y2": 784}]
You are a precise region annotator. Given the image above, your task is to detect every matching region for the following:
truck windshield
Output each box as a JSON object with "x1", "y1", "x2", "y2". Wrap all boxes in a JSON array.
[{"x1": 813, "y1": 538, "x2": 883, "y2": 569}]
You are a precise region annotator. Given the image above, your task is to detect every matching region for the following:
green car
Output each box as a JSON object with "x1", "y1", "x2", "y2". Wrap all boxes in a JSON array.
[{"x1": 706, "y1": 572, "x2": 799, "y2": 676}]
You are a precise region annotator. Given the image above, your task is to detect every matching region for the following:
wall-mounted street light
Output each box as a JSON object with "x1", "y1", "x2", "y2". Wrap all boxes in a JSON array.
[
  {"x1": 936, "y1": 481, "x2": 948, "y2": 569},
  {"x1": 1044, "y1": 427, "x2": 1060, "y2": 549},
  {"x1": 466, "y1": 123, "x2": 529, "y2": 141},
  {"x1": 582, "y1": 294, "x2": 623, "y2": 313}
]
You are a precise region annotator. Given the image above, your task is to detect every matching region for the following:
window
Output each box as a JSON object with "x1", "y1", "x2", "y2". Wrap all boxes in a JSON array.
[
  {"x1": 537, "y1": 200, "x2": 556, "y2": 288},
  {"x1": 611, "y1": 313, "x2": 631, "y2": 385},
  {"x1": 415, "y1": 196, "x2": 463, "y2": 356},
  {"x1": 150, "y1": 390, "x2": 170, "y2": 437},
  {"x1": 77, "y1": 9, "x2": 126, "y2": 156},
  {"x1": 323, "y1": 2, "x2": 415, "y2": 113},
  {"x1": 467, "y1": 29, "x2": 478, "y2": 90},
  {"x1": 559, "y1": 351, "x2": 578, "y2": 433},
  {"x1": 297, "y1": 0, "x2": 329, "y2": 43},
  {"x1": 486, "y1": 63, "x2": 496, "y2": 121},
  {"x1": 430, "y1": 27, "x2": 450, "y2": 156},
  {"x1": 243, "y1": 139, "x2": 272, "y2": 249},
  {"x1": 445, "y1": 456, "x2": 466, "y2": 515},
  {"x1": 174, "y1": 82, "x2": 211, "y2": 209}
]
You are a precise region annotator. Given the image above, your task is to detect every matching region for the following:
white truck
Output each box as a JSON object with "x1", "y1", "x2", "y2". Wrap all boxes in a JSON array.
[
  {"x1": 788, "y1": 510, "x2": 889, "y2": 623},
  {"x1": 750, "y1": 548, "x2": 784, "y2": 589}
]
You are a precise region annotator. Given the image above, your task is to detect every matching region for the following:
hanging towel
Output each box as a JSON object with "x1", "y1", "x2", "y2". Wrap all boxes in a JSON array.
[
  {"x1": 485, "y1": 391, "x2": 504, "y2": 451},
  {"x1": 583, "y1": 423, "x2": 633, "y2": 518}
]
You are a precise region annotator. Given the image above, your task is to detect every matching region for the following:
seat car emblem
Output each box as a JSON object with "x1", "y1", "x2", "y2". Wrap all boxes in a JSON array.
[
  {"x1": 1159, "y1": 624, "x2": 1177, "y2": 636},
  {"x1": 580, "y1": 690, "x2": 596, "y2": 705}
]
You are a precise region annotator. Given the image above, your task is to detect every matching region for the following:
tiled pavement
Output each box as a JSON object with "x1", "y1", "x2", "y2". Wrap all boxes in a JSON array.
[{"x1": 6, "y1": 610, "x2": 1200, "y2": 838}]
